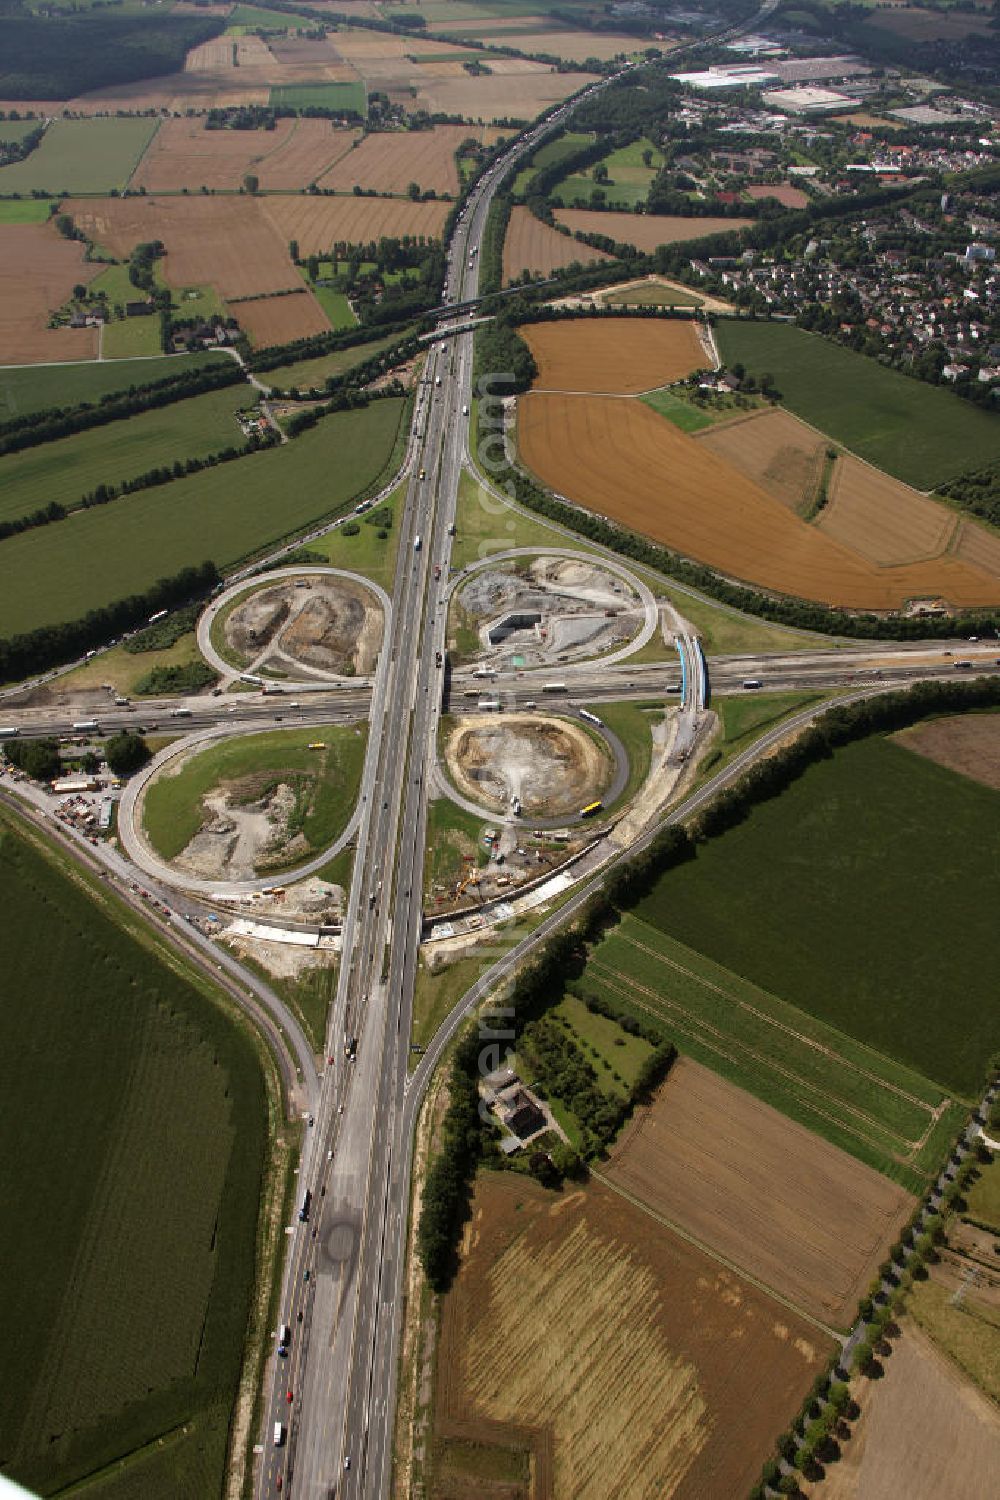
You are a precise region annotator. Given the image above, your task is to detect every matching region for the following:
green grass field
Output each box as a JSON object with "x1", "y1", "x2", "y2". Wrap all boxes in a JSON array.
[
  {"x1": 0, "y1": 383, "x2": 252, "y2": 528},
  {"x1": 634, "y1": 733, "x2": 1000, "y2": 1098},
  {"x1": 299, "y1": 477, "x2": 403, "y2": 589},
  {"x1": 0, "y1": 397, "x2": 407, "y2": 635},
  {"x1": 582, "y1": 699, "x2": 656, "y2": 811},
  {"x1": 0, "y1": 810, "x2": 266, "y2": 1496},
  {"x1": 228, "y1": 3, "x2": 308, "y2": 29},
  {"x1": 511, "y1": 129, "x2": 591, "y2": 195},
  {"x1": 552, "y1": 136, "x2": 663, "y2": 210},
  {"x1": 0, "y1": 197, "x2": 53, "y2": 222},
  {"x1": 262, "y1": 327, "x2": 415, "y2": 392},
  {"x1": 556, "y1": 991, "x2": 654, "y2": 1097},
  {"x1": 605, "y1": 282, "x2": 702, "y2": 308},
  {"x1": 0, "y1": 351, "x2": 221, "y2": 422},
  {"x1": 101, "y1": 315, "x2": 163, "y2": 359},
  {"x1": 301, "y1": 271, "x2": 357, "y2": 331},
  {"x1": 715, "y1": 320, "x2": 1000, "y2": 488},
  {"x1": 585, "y1": 914, "x2": 961, "y2": 1191},
  {"x1": 424, "y1": 788, "x2": 489, "y2": 905},
  {"x1": 965, "y1": 1154, "x2": 1000, "y2": 1233},
  {"x1": 909, "y1": 1277, "x2": 1000, "y2": 1404},
  {"x1": 0, "y1": 118, "x2": 158, "y2": 194},
  {"x1": 143, "y1": 722, "x2": 367, "y2": 866},
  {"x1": 0, "y1": 118, "x2": 44, "y2": 144},
  {"x1": 269, "y1": 81, "x2": 367, "y2": 114},
  {"x1": 641, "y1": 386, "x2": 715, "y2": 433},
  {"x1": 695, "y1": 689, "x2": 828, "y2": 783}
]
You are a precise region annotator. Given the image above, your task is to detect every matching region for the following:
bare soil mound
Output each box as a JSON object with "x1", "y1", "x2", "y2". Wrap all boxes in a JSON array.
[
  {"x1": 173, "y1": 773, "x2": 312, "y2": 881},
  {"x1": 225, "y1": 575, "x2": 383, "y2": 677},
  {"x1": 445, "y1": 714, "x2": 610, "y2": 816}
]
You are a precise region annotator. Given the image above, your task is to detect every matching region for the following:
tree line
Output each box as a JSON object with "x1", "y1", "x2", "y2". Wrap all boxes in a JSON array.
[
  {"x1": 0, "y1": 428, "x2": 277, "y2": 549},
  {"x1": 0, "y1": 561, "x2": 219, "y2": 686},
  {"x1": 0, "y1": 359, "x2": 241, "y2": 459},
  {"x1": 282, "y1": 383, "x2": 406, "y2": 439}
]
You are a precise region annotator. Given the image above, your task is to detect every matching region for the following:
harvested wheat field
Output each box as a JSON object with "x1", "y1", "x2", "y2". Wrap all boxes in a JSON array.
[
  {"x1": 555, "y1": 208, "x2": 754, "y2": 253},
  {"x1": 132, "y1": 116, "x2": 357, "y2": 192},
  {"x1": 434, "y1": 1173, "x2": 829, "y2": 1500},
  {"x1": 517, "y1": 392, "x2": 1000, "y2": 610},
  {"x1": 235, "y1": 290, "x2": 331, "y2": 347},
  {"x1": 952, "y1": 515, "x2": 1000, "y2": 578},
  {"x1": 412, "y1": 69, "x2": 591, "y2": 123},
  {"x1": 746, "y1": 182, "x2": 810, "y2": 208},
  {"x1": 317, "y1": 124, "x2": 474, "y2": 196},
  {"x1": 803, "y1": 1325, "x2": 1000, "y2": 1500},
  {"x1": 697, "y1": 408, "x2": 827, "y2": 513},
  {"x1": 502, "y1": 205, "x2": 612, "y2": 283},
  {"x1": 816, "y1": 454, "x2": 961, "y2": 565},
  {"x1": 0, "y1": 223, "x2": 98, "y2": 364},
  {"x1": 478, "y1": 27, "x2": 651, "y2": 61},
  {"x1": 261, "y1": 193, "x2": 449, "y2": 254},
  {"x1": 65, "y1": 196, "x2": 300, "y2": 302},
  {"x1": 605, "y1": 1059, "x2": 913, "y2": 1327},
  {"x1": 895, "y1": 713, "x2": 1000, "y2": 792},
  {"x1": 522, "y1": 318, "x2": 705, "y2": 395}
]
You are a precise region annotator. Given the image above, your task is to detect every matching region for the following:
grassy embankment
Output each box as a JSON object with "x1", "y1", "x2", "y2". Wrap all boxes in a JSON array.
[{"x1": 142, "y1": 722, "x2": 367, "y2": 866}]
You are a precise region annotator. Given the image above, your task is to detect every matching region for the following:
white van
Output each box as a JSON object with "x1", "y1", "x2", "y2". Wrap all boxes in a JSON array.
[{"x1": 273, "y1": 1422, "x2": 285, "y2": 1447}]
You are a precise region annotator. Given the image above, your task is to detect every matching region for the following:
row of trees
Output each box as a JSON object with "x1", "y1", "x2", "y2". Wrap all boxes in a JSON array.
[
  {"x1": 282, "y1": 383, "x2": 404, "y2": 439},
  {"x1": 271, "y1": 332, "x2": 422, "y2": 402},
  {"x1": 3, "y1": 729, "x2": 151, "y2": 782},
  {"x1": 0, "y1": 560, "x2": 219, "y2": 686},
  {"x1": 0, "y1": 358, "x2": 239, "y2": 456}
]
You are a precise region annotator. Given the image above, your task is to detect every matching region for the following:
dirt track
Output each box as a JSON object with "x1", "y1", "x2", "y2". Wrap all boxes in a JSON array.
[{"x1": 605, "y1": 1058, "x2": 913, "y2": 1327}]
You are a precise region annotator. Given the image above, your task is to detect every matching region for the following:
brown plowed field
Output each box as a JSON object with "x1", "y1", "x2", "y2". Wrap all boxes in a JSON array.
[
  {"x1": 803, "y1": 1325, "x2": 1000, "y2": 1500},
  {"x1": 0, "y1": 222, "x2": 98, "y2": 364},
  {"x1": 132, "y1": 117, "x2": 356, "y2": 192},
  {"x1": 434, "y1": 1173, "x2": 829, "y2": 1500},
  {"x1": 317, "y1": 124, "x2": 474, "y2": 196},
  {"x1": 477, "y1": 28, "x2": 654, "y2": 61},
  {"x1": 697, "y1": 407, "x2": 826, "y2": 513},
  {"x1": 953, "y1": 515, "x2": 1000, "y2": 577},
  {"x1": 895, "y1": 713, "x2": 1000, "y2": 791},
  {"x1": 605, "y1": 1059, "x2": 913, "y2": 1327},
  {"x1": 746, "y1": 182, "x2": 810, "y2": 208},
  {"x1": 65, "y1": 196, "x2": 301, "y2": 300},
  {"x1": 554, "y1": 208, "x2": 754, "y2": 252},
  {"x1": 260, "y1": 193, "x2": 449, "y2": 253},
  {"x1": 522, "y1": 318, "x2": 705, "y2": 394},
  {"x1": 817, "y1": 454, "x2": 960, "y2": 565},
  {"x1": 502, "y1": 205, "x2": 612, "y2": 284},
  {"x1": 235, "y1": 290, "x2": 331, "y2": 347},
  {"x1": 517, "y1": 392, "x2": 1000, "y2": 609}
]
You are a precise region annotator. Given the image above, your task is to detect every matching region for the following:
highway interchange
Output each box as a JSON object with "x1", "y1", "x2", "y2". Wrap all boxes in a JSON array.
[{"x1": 2, "y1": 13, "x2": 999, "y2": 1497}]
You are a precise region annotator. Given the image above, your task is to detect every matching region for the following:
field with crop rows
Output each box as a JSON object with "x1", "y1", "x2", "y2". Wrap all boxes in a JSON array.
[
  {"x1": 0, "y1": 384, "x2": 253, "y2": 529},
  {"x1": 0, "y1": 397, "x2": 407, "y2": 635},
  {"x1": 0, "y1": 118, "x2": 157, "y2": 194},
  {"x1": 269, "y1": 81, "x2": 367, "y2": 113},
  {"x1": 517, "y1": 391, "x2": 1000, "y2": 609},
  {"x1": 554, "y1": 208, "x2": 754, "y2": 252},
  {"x1": 433, "y1": 1172, "x2": 830, "y2": 1500},
  {"x1": 522, "y1": 316, "x2": 706, "y2": 394},
  {"x1": 585, "y1": 915, "x2": 960, "y2": 1191},
  {"x1": 715, "y1": 321, "x2": 1000, "y2": 488},
  {"x1": 0, "y1": 811, "x2": 265, "y2": 1497},
  {"x1": 0, "y1": 221, "x2": 99, "y2": 364},
  {"x1": 605, "y1": 1058, "x2": 913, "y2": 1325},
  {"x1": 632, "y1": 733, "x2": 1000, "y2": 1098},
  {"x1": 131, "y1": 115, "x2": 357, "y2": 192},
  {"x1": 697, "y1": 407, "x2": 827, "y2": 514},
  {"x1": 502, "y1": 204, "x2": 613, "y2": 283},
  {"x1": 316, "y1": 124, "x2": 475, "y2": 196},
  {"x1": 236, "y1": 288, "x2": 333, "y2": 346}
]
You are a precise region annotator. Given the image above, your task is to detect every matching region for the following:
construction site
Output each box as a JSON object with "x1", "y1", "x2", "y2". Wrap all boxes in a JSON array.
[
  {"x1": 223, "y1": 573, "x2": 384, "y2": 680},
  {"x1": 442, "y1": 712, "x2": 612, "y2": 819},
  {"x1": 450, "y1": 554, "x2": 646, "y2": 670}
]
